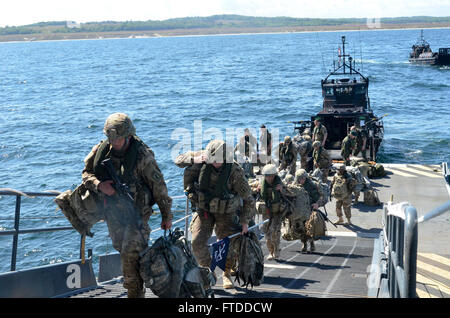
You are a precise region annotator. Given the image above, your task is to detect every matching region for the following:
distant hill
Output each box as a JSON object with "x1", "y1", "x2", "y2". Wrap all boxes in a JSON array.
[{"x1": 1, "y1": 15, "x2": 449, "y2": 41}]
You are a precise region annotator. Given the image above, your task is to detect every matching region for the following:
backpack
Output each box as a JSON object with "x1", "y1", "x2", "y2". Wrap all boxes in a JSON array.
[
  {"x1": 331, "y1": 175, "x2": 350, "y2": 200},
  {"x1": 363, "y1": 188, "x2": 381, "y2": 206},
  {"x1": 347, "y1": 166, "x2": 364, "y2": 192},
  {"x1": 369, "y1": 163, "x2": 386, "y2": 178},
  {"x1": 282, "y1": 218, "x2": 308, "y2": 242},
  {"x1": 311, "y1": 177, "x2": 330, "y2": 207},
  {"x1": 305, "y1": 210, "x2": 327, "y2": 240},
  {"x1": 139, "y1": 228, "x2": 216, "y2": 298},
  {"x1": 234, "y1": 231, "x2": 264, "y2": 288}
]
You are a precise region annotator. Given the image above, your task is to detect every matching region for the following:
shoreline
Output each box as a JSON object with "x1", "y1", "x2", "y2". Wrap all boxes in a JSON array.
[{"x1": 1, "y1": 23, "x2": 450, "y2": 43}]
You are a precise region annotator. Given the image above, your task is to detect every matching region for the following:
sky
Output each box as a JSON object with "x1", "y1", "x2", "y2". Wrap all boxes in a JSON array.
[{"x1": 1, "y1": 0, "x2": 450, "y2": 27}]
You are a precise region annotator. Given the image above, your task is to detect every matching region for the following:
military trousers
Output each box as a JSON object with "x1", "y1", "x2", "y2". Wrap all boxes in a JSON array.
[
  {"x1": 103, "y1": 200, "x2": 151, "y2": 297},
  {"x1": 335, "y1": 195, "x2": 352, "y2": 219},
  {"x1": 190, "y1": 210, "x2": 241, "y2": 269},
  {"x1": 261, "y1": 203, "x2": 284, "y2": 256}
]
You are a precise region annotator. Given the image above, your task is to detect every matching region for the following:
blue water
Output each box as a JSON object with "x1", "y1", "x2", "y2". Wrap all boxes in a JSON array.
[{"x1": 0, "y1": 28, "x2": 449, "y2": 273}]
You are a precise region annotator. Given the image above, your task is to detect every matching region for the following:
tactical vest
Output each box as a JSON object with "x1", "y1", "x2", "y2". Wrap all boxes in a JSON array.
[
  {"x1": 198, "y1": 163, "x2": 240, "y2": 214},
  {"x1": 92, "y1": 136, "x2": 154, "y2": 210},
  {"x1": 281, "y1": 142, "x2": 294, "y2": 164},
  {"x1": 261, "y1": 175, "x2": 282, "y2": 212}
]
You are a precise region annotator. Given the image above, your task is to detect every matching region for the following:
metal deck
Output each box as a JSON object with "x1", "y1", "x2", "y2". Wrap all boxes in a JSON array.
[{"x1": 66, "y1": 163, "x2": 449, "y2": 298}]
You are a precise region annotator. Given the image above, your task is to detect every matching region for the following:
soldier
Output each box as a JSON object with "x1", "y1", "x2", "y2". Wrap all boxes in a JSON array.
[
  {"x1": 279, "y1": 136, "x2": 298, "y2": 175},
  {"x1": 255, "y1": 164, "x2": 286, "y2": 260},
  {"x1": 331, "y1": 165, "x2": 356, "y2": 224},
  {"x1": 312, "y1": 141, "x2": 332, "y2": 183},
  {"x1": 341, "y1": 130, "x2": 357, "y2": 166},
  {"x1": 290, "y1": 169, "x2": 320, "y2": 253},
  {"x1": 174, "y1": 140, "x2": 256, "y2": 289},
  {"x1": 312, "y1": 118, "x2": 328, "y2": 147},
  {"x1": 350, "y1": 123, "x2": 367, "y2": 161},
  {"x1": 82, "y1": 113, "x2": 173, "y2": 298},
  {"x1": 258, "y1": 124, "x2": 272, "y2": 167},
  {"x1": 298, "y1": 134, "x2": 312, "y2": 171}
]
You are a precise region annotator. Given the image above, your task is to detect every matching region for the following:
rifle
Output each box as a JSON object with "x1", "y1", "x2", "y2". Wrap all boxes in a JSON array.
[
  {"x1": 365, "y1": 113, "x2": 388, "y2": 126},
  {"x1": 100, "y1": 158, "x2": 143, "y2": 230}
]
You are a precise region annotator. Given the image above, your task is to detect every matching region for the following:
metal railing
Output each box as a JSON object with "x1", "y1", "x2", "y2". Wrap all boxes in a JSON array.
[
  {"x1": 0, "y1": 189, "x2": 191, "y2": 272},
  {"x1": 382, "y1": 201, "x2": 418, "y2": 298},
  {"x1": 0, "y1": 189, "x2": 73, "y2": 272}
]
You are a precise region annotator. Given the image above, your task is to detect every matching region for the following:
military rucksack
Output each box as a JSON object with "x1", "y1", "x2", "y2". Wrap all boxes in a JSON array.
[
  {"x1": 363, "y1": 188, "x2": 381, "y2": 206},
  {"x1": 306, "y1": 210, "x2": 327, "y2": 240},
  {"x1": 310, "y1": 177, "x2": 330, "y2": 207},
  {"x1": 139, "y1": 228, "x2": 216, "y2": 298},
  {"x1": 331, "y1": 175, "x2": 350, "y2": 200},
  {"x1": 369, "y1": 163, "x2": 386, "y2": 178},
  {"x1": 347, "y1": 166, "x2": 364, "y2": 192},
  {"x1": 234, "y1": 231, "x2": 264, "y2": 288}
]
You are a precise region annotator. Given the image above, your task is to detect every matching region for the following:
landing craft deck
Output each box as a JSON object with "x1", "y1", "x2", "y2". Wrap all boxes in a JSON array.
[{"x1": 61, "y1": 163, "x2": 449, "y2": 299}]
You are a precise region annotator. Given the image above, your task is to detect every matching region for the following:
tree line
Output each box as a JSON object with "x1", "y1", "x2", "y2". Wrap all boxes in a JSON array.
[{"x1": 1, "y1": 15, "x2": 450, "y2": 35}]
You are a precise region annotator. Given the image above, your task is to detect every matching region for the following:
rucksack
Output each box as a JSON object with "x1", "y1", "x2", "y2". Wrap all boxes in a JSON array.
[
  {"x1": 139, "y1": 228, "x2": 216, "y2": 298},
  {"x1": 310, "y1": 177, "x2": 330, "y2": 207},
  {"x1": 306, "y1": 210, "x2": 327, "y2": 240},
  {"x1": 347, "y1": 166, "x2": 364, "y2": 192},
  {"x1": 369, "y1": 163, "x2": 386, "y2": 178},
  {"x1": 234, "y1": 231, "x2": 264, "y2": 288},
  {"x1": 363, "y1": 188, "x2": 381, "y2": 206}
]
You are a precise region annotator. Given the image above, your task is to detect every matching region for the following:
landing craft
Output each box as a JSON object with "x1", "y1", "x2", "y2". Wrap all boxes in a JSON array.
[
  {"x1": 292, "y1": 36, "x2": 384, "y2": 162},
  {"x1": 409, "y1": 30, "x2": 450, "y2": 66}
]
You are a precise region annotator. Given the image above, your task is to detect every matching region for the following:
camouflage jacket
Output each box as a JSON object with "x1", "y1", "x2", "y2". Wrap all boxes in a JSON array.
[
  {"x1": 82, "y1": 137, "x2": 173, "y2": 222},
  {"x1": 313, "y1": 146, "x2": 331, "y2": 168},
  {"x1": 313, "y1": 124, "x2": 327, "y2": 143}
]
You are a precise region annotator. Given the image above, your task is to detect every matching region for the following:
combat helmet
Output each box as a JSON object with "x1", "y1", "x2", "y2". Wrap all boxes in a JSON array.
[
  {"x1": 261, "y1": 164, "x2": 277, "y2": 175},
  {"x1": 295, "y1": 169, "x2": 308, "y2": 181},
  {"x1": 205, "y1": 139, "x2": 232, "y2": 164},
  {"x1": 284, "y1": 136, "x2": 292, "y2": 143},
  {"x1": 103, "y1": 113, "x2": 135, "y2": 140}
]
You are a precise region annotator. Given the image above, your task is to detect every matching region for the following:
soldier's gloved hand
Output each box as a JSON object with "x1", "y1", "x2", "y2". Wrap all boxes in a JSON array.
[
  {"x1": 161, "y1": 220, "x2": 172, "y2": 230},
  {"x1": 98, "y1": 180, "x2": 116, "y2": 196},
  {"x1": 312, "y1": 203, "x2": 319, "y2": 211}
]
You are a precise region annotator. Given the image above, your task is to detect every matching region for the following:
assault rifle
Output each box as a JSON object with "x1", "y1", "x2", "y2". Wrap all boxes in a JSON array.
[{"x1": 101, "y1": 158, "x2": 143, "y2": 230}]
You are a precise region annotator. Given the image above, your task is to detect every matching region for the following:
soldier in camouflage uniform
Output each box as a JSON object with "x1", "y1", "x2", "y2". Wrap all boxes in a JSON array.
[
  {"x1": 312, "y1": 118, "x2": 328, "y2": 147},
  {"x1": 278, "y1": 136, "x2": 298, "y2": 175},
  {"x1": 288, "y1": 169, "x2": 320, "y2": 252},
  {"x1": 174, "y1": 140, "x2": 256, "y2": 289},
  {"x1": 331, "y1": 165, "x2": 355, "y2": 224},
  {"x1": 350, "y1": 123, "x2": 367, "y2": 160},
  {"x1": 312, "y1": 141, "x2": 332, "y2": 183},
  {"x1": 255, "y1": 164, "x2": 287, "y2": 260},
  {"x1": 341, "y1": 130, "x2": 357, "y2": 166},
  {"x1": 81, "y1": 113, "x2": 173, "y2": 298}
]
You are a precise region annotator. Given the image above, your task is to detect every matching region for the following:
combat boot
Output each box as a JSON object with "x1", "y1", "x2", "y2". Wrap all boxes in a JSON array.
[
  {"x1": 222, "y1": 270, "x2": 234, "y2": 289},
  {"x1": 346, "y1": 217, "x2": 352, "y2": 225},
  {"x1": 309, "y1": 240, "x2": 315, "y2": 253},
  {"x1": 301, "y1": 241, "x2": 308, "y2": 253},
  {"x1": 335, "y1": 217, "x2": 345, "y2": 225}
]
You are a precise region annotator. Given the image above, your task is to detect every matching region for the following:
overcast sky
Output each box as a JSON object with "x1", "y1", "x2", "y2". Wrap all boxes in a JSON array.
[{"x1": 1, "y1": 0, "x2": 450, "y2": 27}]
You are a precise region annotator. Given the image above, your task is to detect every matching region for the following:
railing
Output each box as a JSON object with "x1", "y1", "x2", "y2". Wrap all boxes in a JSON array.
[
  {"x1": 382, "y1": 201, "x2": 418, "y2": 298},
  {"x1": 0, "y1": 188, "x2": 190, "y2": 272}
]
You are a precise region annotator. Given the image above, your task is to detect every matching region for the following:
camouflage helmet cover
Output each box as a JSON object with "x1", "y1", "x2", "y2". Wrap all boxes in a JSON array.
[
  {"x1": 262, "y1": 164, "x2": 277, "y2": 175},
  {"x1": 103, "y1": 113, "x2": 136, "y2": 139},
  {"x1": 205, "y1": 139, "x2": 232, "y2": 163},
  {"x1": 295, "y1": 168, "x2": 308, "y2": 180}
]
